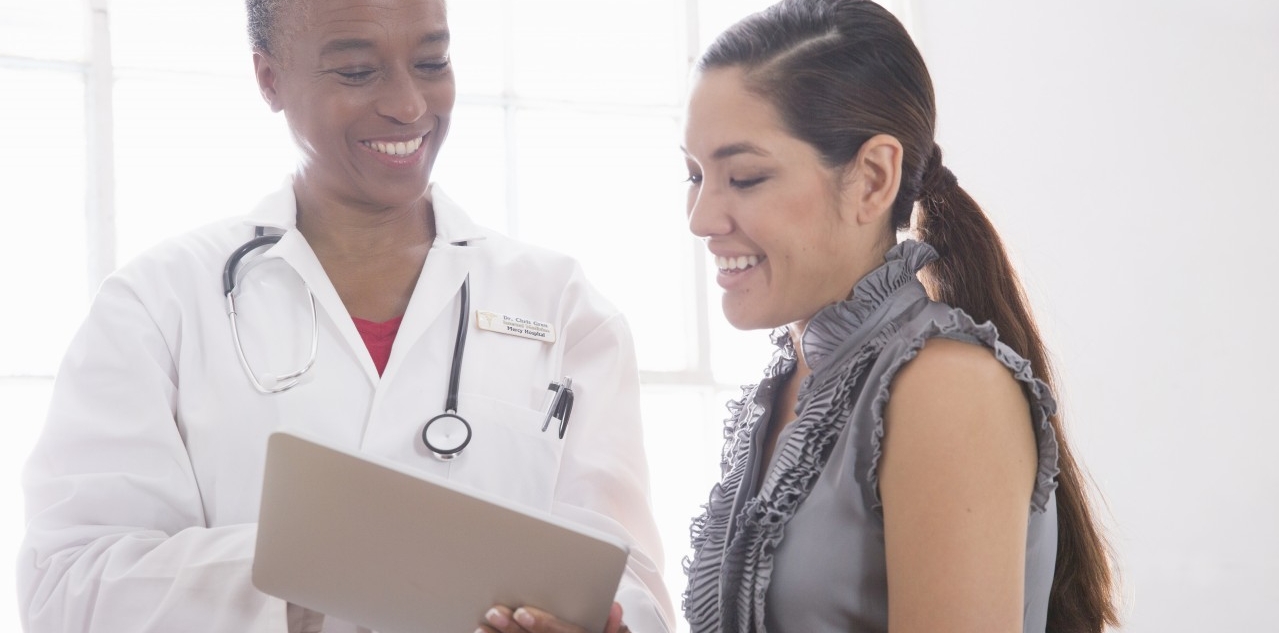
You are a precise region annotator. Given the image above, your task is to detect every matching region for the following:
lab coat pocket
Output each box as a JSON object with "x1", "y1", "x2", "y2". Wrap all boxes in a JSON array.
[{"x1": 449, "y1": 393, "x2": 565, "y2": 511}]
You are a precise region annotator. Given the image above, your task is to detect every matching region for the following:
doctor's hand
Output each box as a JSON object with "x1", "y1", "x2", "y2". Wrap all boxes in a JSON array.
[{"x1": 477, "y1": 601, "x2": 629, "y2": 633}]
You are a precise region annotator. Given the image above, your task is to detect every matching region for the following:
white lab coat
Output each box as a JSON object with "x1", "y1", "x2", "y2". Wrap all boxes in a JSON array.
[{"x1": 18, "y1": 181, "x2": 675, "y2": 633}]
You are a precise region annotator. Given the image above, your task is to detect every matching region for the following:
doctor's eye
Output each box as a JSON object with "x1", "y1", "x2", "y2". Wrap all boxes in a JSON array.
[
  {"x1": 333, "y1": 68, "x2": 376, "y2": 83},
  {"x1": 416, "y1": 57, "x2": 451, "y2": 74},
  {"x1": 685, "y1": 173, "x2": 703, "y2": 186}
]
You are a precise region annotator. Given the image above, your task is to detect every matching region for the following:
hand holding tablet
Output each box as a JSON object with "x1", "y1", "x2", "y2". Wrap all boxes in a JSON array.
[{"x1": 253, "y1": 431, "x2": 630, "y2": 633}]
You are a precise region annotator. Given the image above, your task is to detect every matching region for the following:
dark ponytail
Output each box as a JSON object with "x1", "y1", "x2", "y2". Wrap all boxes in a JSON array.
[
  {"x1": 917, "y1": 146, "x2": 1120, "y2": 631},
  {"x1": 915, "y1": 144, "x2": 1035, "y2": 358},
  {"x1": 699, "y1": 1, "x2": 1119, "y2": 630}
]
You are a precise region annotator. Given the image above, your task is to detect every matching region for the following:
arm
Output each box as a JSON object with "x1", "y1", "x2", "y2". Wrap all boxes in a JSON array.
[
  {"x1": 546, "y1": 311, "x2": 673, "y2": 633},
  {"x1": 878, "y1": 338, "x2": 1038, "y2": 633},
  {"x1": 18, "y1": 275, "x2": 286, "y2": 632},
  {"x1": 479, "y1": 311, "x2": 672, "y2": 633}
]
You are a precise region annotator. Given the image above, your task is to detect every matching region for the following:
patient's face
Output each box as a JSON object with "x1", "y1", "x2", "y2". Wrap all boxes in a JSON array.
[{"x1": 683, "y1": 67, "x2": 870, "y2": 331}]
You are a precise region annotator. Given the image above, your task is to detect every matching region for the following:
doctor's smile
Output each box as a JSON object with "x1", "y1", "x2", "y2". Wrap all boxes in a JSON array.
[
  {"x1": 361, "y1": 134, "x2": 426, "y2": 157},
  {"x1": 359, "y1": 133, "x2": 431, "y2": 167}
]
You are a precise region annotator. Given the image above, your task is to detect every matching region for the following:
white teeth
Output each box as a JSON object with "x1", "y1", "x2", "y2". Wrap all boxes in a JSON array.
[
  {"x1": 367, "y1": 136, "x2": 423, "y2": 156},
  {"x1": 715, "y1": 255, "x2": 761, "y2": 271}
]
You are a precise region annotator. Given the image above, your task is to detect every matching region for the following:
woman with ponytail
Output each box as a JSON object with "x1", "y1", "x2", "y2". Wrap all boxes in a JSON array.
[{"x1": 679, "y1": 1, "x2": 1118, "y2": 632}]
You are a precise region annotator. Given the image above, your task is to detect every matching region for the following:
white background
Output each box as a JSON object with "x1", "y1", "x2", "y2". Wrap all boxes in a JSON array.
[{"x1": 911, "y1": 0, "x2": 1279, "y2": 630}]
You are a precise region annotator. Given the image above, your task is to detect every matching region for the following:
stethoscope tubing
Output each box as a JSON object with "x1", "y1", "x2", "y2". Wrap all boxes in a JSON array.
[
  {"x1": 421, "y1": 275, "x2": 473, "y2": 460},
  {"x1": 224, "y1": 230, "x2": 475, "y2": 458},
  {"x1": 223, "y1": 233, "x2": 319, "y2": 394},
  {"x1": 223, "y1": 235, "x2": 284, "y2": 295},
  {"x1": 443, "y1": 275, "x2": 469, "y2": 415}
]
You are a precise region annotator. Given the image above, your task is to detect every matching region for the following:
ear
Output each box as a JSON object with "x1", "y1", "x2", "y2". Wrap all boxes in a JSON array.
[
  {"x1": 253, "y1": 51, "x2": 286, "y2": 113},
  {"x1": 842, "y1": 134, "x2": 903, "y2": 226}
]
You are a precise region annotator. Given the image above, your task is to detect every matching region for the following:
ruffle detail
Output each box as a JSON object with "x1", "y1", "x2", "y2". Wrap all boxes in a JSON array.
[
  {"x1": 683, "y1": 340, "x2": 794, "y2": 629},
  {"x1": 684, "y1": 327, "x2": 894, "y2": 633},
  {"x1": 865, "y1": 309, "x2": 1061, "y2": 514},
  {"x1": 801, "y1": 240, "x2": 937, "y2": 371}
]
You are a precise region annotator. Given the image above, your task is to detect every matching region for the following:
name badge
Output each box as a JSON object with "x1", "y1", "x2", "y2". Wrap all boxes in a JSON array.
[{"x1": 475, "y1": 310, "x2": 557, "y2": 343}]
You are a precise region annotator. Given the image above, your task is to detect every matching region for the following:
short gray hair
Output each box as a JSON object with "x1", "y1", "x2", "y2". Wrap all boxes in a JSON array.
[{"x1": 245, "y1": 0, "x2": 291, "y2": 53}]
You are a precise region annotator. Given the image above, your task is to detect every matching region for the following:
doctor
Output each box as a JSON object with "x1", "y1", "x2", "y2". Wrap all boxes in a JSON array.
[{"x1": 17, "y1": 0, "x2": 673, "y2": 631}]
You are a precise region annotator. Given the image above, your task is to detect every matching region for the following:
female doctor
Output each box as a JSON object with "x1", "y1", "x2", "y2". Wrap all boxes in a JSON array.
[{"x1": 17, "y1": 0, "x2": 673, "y2": 631}]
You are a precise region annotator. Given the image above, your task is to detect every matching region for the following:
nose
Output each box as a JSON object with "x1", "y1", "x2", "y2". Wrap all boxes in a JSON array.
[
  {"x1": 375, "y1": 68, "x2": 429, "y2": 125},
  {"x1": 686, "y1": 183, "x2": 732, "y2": 239}
]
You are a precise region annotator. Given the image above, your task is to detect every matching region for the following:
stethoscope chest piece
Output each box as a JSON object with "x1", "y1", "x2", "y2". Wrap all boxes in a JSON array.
[
  {"x1": 422, "y1": 412, "x2": 471, "y2": 460},
  {"x1": 420, "y1": 274, "x2": 473, "y2": 460}
]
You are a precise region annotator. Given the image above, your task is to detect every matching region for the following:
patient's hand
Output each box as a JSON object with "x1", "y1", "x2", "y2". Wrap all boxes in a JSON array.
[{"x1": 477, "y1": 601, "x2": 628, "y2": 633}]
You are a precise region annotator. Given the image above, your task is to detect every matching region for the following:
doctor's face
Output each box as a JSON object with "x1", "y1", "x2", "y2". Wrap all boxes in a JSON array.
[
  {"x1": 684, "y1": 67, "x2": 875, "y2": 332},
  {"x1": 254, "y1": 0, "x2": 455, "y2": 211}
]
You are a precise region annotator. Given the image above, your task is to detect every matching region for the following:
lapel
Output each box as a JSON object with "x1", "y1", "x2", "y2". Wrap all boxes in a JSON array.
[{"x1": 385, "y1": 185, "x2": 488, "y2": 379}]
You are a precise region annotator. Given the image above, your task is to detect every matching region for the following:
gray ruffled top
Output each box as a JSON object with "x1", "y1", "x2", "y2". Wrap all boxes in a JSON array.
[{"x1": 683, "y1": 240, "x2": 1060, "y2": 633}]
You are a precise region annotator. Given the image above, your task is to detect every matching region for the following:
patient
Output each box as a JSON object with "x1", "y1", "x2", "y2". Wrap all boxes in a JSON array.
[{"x1": 675, "y1": 1, "x2": 1120, "y2": 632}]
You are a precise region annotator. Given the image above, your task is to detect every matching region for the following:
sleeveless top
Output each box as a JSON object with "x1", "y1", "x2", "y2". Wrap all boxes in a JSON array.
[{"x1": 683, "y1": 240, "x2": 1061, "y2": 633}]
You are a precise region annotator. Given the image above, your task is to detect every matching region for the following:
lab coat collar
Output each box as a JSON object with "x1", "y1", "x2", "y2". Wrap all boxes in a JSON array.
[
  {"x1": 429, "y1": 183, "x2": 488, "y2": 246},
  {"x1": 246, "y1": 177, "x2": 299, "y2": 232},
  {"x1": 385, "y1": 184, "x2": 487, "y2": 382},
  {"x1": 244, "y1": 179, "x2": 488, "y2": 246}
]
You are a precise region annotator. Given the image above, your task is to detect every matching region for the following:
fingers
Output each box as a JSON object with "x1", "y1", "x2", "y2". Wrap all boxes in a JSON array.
[
  {"x1": 476, "y1": 605, "x2": 521, "y2": 633},
  {"x1": 477, "y1": 603, "x2": 627, "y2": 633},
  {"x1": 604, "y1": 602, "x2": 627, "y2": 633},
  {"x1": 503, "y1": 605, "x2": 581, "y2": 633}
]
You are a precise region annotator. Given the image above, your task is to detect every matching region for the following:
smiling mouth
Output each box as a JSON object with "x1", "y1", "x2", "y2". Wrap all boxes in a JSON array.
[
  {"x1": 716, "y1": 255, "x2": 763, "y2": 272},
  {"x1": 362, "y1": 136, "x2": 424, "y2": 156}
]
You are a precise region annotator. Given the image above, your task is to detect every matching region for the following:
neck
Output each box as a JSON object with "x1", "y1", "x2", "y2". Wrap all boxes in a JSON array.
[
  {"x1": 788, "y1": 322, "x2": 811, "y2": 371},
  {"x1": 292, "y1": 183, "x2": 436, "y2": 259},
  {"x1": 290, "y1": 179, "x2": 437, "y2": 322}
]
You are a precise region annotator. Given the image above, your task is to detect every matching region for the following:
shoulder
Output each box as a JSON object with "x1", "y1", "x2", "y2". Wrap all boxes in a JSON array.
[
  {"x1": 890, "y1": 337, "x2": 1025, "y2": 404},
  {"x1": 462, "y1": 233, "x2": 623, "y2": 330},
  {"x1": 456, "y1": 227, "x2": 628, "y2": 349},
  {"x1": 477, "y1": 229, "x2": 585, "y2": 281},
  {"x1": 875, "y1": 298, "x2": 1040, "y2": 418},
  {"x1": 82, "y1": 217, "x2": 259, "y2": 343},
  {"x1": 857, "y1": 303, "x2": 1061, "y2": 514},
  {"x1": 883, "y1": 335, "x2": 1034, "y2": 456},
  {"x1": 878, "y1": 334, "x2": 1038, "y2": 497},
  {"x1": 877, "y1": 335, "x2": 1038, "y2": 505},
  {"x1": 114, "y1": 180, "x2": 294, "y2": 286},
  {"x1": 109, "y1": 217, "x2": 252, "y2": 292},
  {"x1": 432, "y1": 185, "x2": 631, "y2": 348},
  {"x1": 434, "y1": 189, "x2": 589, "y2": 288}
]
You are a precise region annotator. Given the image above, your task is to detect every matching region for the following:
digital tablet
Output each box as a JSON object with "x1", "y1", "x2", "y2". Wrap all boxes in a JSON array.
[{"x1": 252, "y1": 431, "x2": 630, "y2": 633}]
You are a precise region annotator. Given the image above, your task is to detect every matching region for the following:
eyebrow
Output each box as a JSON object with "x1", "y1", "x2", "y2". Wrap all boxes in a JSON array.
[
  {"x1": 319, "y1": 30, "x2": 450, "y2": 57},
  {"x1": 701, "y1": 142, "x2": 771, "y2": 161}
]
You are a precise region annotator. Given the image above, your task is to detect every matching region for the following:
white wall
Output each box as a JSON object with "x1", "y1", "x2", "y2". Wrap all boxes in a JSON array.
[{"x1": 911, "y1": 0, "x2": 1279, "y2": 629}]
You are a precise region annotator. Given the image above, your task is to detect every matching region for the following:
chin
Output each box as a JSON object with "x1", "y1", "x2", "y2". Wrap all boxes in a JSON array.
[
  {"x1": 721, "y1": 299, "x2": 782, "y2": 332},
  {"x1": 360, "y1": 179, "x2": 430, "y2": 206}
]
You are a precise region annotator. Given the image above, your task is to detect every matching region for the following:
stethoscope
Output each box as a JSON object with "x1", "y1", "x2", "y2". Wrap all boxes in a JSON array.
[{"x1": 222, "y1": 229, "x2": 475, "y2": 460}]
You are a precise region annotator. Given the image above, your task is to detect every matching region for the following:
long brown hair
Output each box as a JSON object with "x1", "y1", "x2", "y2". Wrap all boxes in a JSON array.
[{"x1": 698, "y1": 1, "x2": 1118, "y2": 630}]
